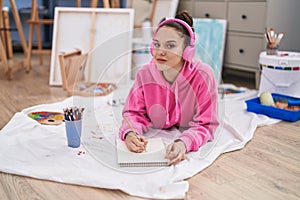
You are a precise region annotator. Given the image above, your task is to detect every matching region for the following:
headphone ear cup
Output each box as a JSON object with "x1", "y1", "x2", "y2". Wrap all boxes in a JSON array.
[{"x1": 182, "y1": 46, "x2": 195, "y2": 62}]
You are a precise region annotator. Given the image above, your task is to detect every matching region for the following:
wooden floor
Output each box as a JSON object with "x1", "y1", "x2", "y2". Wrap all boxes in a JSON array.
[{"x1": 0, "y1": 54, "x2": 299, "y2": 200}]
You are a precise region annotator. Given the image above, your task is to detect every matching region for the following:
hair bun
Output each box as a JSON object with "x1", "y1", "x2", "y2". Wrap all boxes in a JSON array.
[{"x1": 175, "y1": 10, "x2": 193, "y2": 27}]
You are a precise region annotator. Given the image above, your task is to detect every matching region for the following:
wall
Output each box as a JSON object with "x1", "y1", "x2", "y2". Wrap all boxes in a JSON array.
[{"x1": 266, "y1": 0, "x2": 300, "y2": 52}]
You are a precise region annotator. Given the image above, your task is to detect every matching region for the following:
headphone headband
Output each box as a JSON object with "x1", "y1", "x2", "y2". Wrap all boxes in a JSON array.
[{"x1": 155, "y1": 18, "x2": 195, "y2": 46}]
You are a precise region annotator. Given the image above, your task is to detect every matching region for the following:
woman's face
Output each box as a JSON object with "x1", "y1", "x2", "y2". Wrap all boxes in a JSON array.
[{"x1": 152, "y1": 26, "x2": 185, "y2": 72}]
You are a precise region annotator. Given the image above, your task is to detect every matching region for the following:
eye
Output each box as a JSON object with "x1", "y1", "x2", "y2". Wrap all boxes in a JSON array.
[
  {"x1": 166, "y1": 43, "x2": 175, "y2": 49},
  {"x1": 154, "y1": 43, "x2": 160, "y2": 48}
]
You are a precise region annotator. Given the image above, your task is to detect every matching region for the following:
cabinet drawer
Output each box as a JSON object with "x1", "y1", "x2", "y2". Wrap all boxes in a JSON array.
[
  {"x1": 228, "y1": 2, "x2": 266, "y2": 33},
  {"x1": 194, "y1": 2, "x2": 226, "y2": 19},
  {"x1": 225, "y1": 34, "x2": 264, "y2": 68}
]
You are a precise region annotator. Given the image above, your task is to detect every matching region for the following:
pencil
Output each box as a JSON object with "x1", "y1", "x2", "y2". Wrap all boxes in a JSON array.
[{"x1": 124, "y1": 116, "x2": 137, "y2": 135}]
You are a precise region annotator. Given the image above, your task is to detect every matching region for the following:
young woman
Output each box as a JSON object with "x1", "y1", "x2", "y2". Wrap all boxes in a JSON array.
[{"x1": 119, "y1": 11, "x2": 219, "y2": 165}]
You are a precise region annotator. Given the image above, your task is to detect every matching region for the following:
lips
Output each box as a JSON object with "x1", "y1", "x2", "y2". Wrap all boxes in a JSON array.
[{"x1": 156, "y1": 58, "x2": 167, "y2": 64}]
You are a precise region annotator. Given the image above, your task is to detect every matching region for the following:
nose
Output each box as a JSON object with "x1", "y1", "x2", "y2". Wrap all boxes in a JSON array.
[{"x1": 157, "y1": 47, "x2": 166, "y2": 56}]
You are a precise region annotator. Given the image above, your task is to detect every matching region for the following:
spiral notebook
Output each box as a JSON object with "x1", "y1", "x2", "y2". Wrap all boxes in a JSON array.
[{"x1": 116, "y1": 137, "x2": 169, "y2": 167}]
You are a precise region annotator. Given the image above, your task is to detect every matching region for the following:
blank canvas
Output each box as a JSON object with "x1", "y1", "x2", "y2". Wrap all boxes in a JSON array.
[{"x1": 49, "y1": 7, "x2": 134, "y2": 86}]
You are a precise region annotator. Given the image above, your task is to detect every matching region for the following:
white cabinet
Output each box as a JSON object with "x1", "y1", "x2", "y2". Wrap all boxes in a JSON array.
[
  {"x1": 227, "y1": 2, "x2": 266, "y2": 34},
  {"x1": 225, "y1": 1, "x2": 266, "y2": 88},
  {"x1": 193, "y1": 1, "x2": 227, "y2": 19},
  {"x1": 178, "y1": 0, "x2": 267, "y2": 88},
  {"x1": 225, "y1": 33, "x2": 264, "y2": 69}
]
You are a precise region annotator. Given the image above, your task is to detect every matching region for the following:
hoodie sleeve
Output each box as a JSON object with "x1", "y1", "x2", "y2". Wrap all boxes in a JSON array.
[
  {"x1": 119, "y1": 74, "x2": 151, "y2": 140},
  {"x1": 178, "y1": 68, "x2": 219, "y2": 152}
]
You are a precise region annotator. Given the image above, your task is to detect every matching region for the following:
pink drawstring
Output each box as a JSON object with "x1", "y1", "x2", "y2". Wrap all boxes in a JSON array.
[
  {"x1": 166, "y1": 88, "x2": 170, "y2": 125},
  {"x1": 175, "y1": 81, "x2": 180, "y2": 122}
]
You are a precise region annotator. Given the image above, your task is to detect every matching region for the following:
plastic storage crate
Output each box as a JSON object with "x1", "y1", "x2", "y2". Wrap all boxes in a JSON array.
[{"x1": 245, "y1": 93, "x2": 300, "y2": 122}]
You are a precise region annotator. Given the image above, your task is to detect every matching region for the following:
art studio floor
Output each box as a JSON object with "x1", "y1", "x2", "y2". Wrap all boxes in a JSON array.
[{"x1": 0, "y1": 54, "x2": 299, "y2": 200}]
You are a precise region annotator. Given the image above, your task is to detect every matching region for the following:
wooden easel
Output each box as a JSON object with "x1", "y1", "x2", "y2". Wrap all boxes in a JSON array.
[
  {"x1": 26, "y1": 0, "x2": 111, "y2": 72},
  {"x1": 59, "y1": 49, "x2": 116, "y2": 97},
  {"x1": 149, "y1": 0, "x2": 158, "y2": 26},
  {"x1": 0, "y1": 7, "x2": 13, "y2": 59},
  {"x1": 75, "y1": 0, "x2": 116, "y2": 8},
  {"x1": 91, "y1": 0, "x2": 119, "y2": 8},
  {"x1": 128, "y1": 0, "x2": 157, "y2": 28},
  {"x1": 59, "y1": 49, "x2": 87, "y2": 96},
  {"x1": 0, "y1": 0, "x2": 27, "y2": 80},
  {"x1": 26, "y1": 0, "x2": 53, "y2": 72}
]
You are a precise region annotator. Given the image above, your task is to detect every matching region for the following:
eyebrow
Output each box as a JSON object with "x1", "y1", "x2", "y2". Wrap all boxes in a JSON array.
[
  {"x1": 166, "y1": 40, "x2": 177, "y2": 43},
  {"x1": 154, "y1": 39, "x2": 177, "y2": 43}
]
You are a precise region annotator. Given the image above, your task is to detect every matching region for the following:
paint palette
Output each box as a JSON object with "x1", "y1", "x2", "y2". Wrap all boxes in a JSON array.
[{"x1": 28, "y1": 111, "x2": 65, "y2": 125}]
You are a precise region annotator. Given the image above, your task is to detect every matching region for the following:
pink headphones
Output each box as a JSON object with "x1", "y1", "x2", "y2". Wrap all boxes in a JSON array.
[{"x1": 150, "y1": 18, "x2": 196, "y2": 62}]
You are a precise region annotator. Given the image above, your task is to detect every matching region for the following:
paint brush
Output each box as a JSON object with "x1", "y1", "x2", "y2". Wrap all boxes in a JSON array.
[
  {"x1": 269, "y1": 28, "x2": 275, "y2": 43},
  {"x1": 265, "y1": 28, "x2": 285, "y2": 55},
  {"x1": 274, "y1": 32, "x2": 284, "y2": 46}
]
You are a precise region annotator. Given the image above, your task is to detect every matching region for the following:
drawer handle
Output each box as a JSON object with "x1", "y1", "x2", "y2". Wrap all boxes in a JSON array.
[
  {"x1": 205, "y1": 13, "x2": 210, "y2": 18},
  {"x1": 241, "y1": 14, "x2": 247, "y2": 20},
  {"x1": 239, "y1": 49, "x2": 244, "y2": 54}
]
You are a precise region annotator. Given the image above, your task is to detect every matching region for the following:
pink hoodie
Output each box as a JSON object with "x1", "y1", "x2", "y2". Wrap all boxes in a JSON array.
[{"x1": 119, "y1": 59, "x2": 219, "y2": 152}]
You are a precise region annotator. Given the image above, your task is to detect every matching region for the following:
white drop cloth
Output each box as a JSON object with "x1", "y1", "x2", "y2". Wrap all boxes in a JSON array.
[{"x1": 0, "y1": 88, "x2": 279, "y2": 199}]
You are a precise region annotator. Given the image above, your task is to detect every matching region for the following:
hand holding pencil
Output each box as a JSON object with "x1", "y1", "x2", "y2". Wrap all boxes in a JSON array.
[
  {"x1": 125, "y1": 132, "x2": 148, "y2": 153},
  {"x1": 124, "y1": 117, "x2": 148, "y2": 153},
  {"x1": 165, "y1": 140, "x2": 187, "y2": 165}
]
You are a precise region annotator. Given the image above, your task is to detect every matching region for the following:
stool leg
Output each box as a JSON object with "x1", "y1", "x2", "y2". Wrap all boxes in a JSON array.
[
  {"x1": 0, "y1": 0, "x2": 11, "y2": 79},
  {"x1": 0, "y1": 37, "x2": 11, "y2": 79},
  {"x1": 36, "y1": 23, "x2": 43, "y2": 65},
  {"x1": 35, "y1": 7, "x2": 43, "y2": 65},
  {"x1": 9, "y1": 0, "x2": 28, "y2": 56},
  {"x1": 26, "y1": 22, "x2": 34, "y2": 72},
  {"x1": 26, "y1": 0, "x2": 37, "y2": 72},
  {"x1": 76, "y1": 0, "x2": 81, "y2": 7},
  {"x1": 102, "y1": 0, "x2": 109, "y2": 8},
  {"x1": 90, "y1": 0, "x2": 99, "y2": 8}
]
